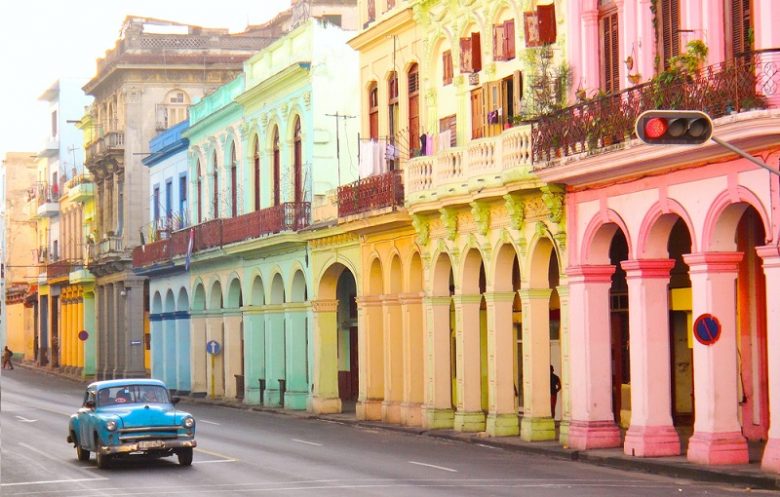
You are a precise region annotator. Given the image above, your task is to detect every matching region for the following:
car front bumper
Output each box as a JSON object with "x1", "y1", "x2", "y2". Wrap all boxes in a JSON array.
[{"x1": 98, "y1": 438, "x2": 197, "y2": 455}]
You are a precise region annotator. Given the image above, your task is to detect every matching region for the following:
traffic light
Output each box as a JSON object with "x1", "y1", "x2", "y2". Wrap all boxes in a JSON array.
[{"x1": 635, "y1": 110, "x2": 713, "y2": 145}]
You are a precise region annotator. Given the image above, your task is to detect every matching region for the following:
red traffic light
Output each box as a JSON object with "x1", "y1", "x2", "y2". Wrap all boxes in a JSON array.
[{"x1": 636, "y1": 110, "x2": 713, "y2": 145}]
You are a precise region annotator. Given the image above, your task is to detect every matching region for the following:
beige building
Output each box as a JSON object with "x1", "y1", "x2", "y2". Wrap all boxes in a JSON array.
[{"x1": 2, "y1": 152, "x2": 38, "y2": 358}]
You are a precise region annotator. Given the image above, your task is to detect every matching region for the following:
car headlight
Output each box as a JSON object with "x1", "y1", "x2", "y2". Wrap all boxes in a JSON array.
[
  {"x1": 182, "y1": 417, "x2": 194, "y2": 429},
  {"x1": 106, "y1": 420, "x2": 117, "y2": 432}
]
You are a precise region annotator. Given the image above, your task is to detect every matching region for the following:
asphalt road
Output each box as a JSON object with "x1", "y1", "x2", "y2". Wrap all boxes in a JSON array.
[{"x1": 1, "y1": 367, "x2": 772, "y2": 496}]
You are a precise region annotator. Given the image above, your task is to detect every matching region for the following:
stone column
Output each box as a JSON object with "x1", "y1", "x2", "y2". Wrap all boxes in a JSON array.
[
  {"x1": 382, "y1": 295, "x2": 403, "y2": 423},
  {"x1": 357, "y1": 295, "x2": 384, "y2": 420},
  {"x1": 310, "y1": 299, "x2": 341, "y2": 414},
  {"x1": 266, "y1": 305, "x2": 286, "y2": 406},
  {"x1": 422, "y1": 296, "x2": 454, "y2": 429},
  {"x1": 150, "y1": 312, "x2": 164, "y2": 380},
  {"x1": 400, "y1": 293, "x2": 424, "y2": 427},
  {"x1": 122, "y1": 279, "x2": 146, "y2": 378},
  {"x1": 484, "y1": 291, "x2": 519, "y2": 436},
  {"x1": 757, "y1": 245, "x2": 780, "y2": 472},
  {"x1": 205, "y1": 312, "x2": 225, "y2": 398},
  {"x1": 621, "y1": 259, "x2": 680, "y2": 457},
  {"x1": 190, "y1": 311, "x2": 208, "y2": 396},
  {"x1": 566, "y1": 265, "x2": 622, "y2": 450},
  {"x1": 164, "y1": 311, "x2": 178, "y2": 388},
  {"x1": 285, "y1": 302, "x2": 309, "y2": 410},
  {"x1": 243, "y1": 308, "x2": 265, "y2": 405},
  {"x1": 223, "y1": 311, "x2": 243, "y2": 400},
  {"x1": 77, "y1": 294, "x2": 85, "y2": 375},
  {"x1": 83, "y1": 289, "x2": 96, "y2": 377},
  {"x1": 519, "y1": 288, "x2": 555, "y2": 441},
  {"x1": 683, "y1": 252, "x2": 748, "y2": 465},
  {"x1": 174, "y1": 310, "x2": 191, "y2": 393},
  {"x1": 452, "y1": 294, "x2": 485, "y2": 432}
]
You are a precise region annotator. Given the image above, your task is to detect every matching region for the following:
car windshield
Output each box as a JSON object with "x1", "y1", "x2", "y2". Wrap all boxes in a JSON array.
[{"x1": 97, "y1": 385, "x2": 170, "y2": 406}]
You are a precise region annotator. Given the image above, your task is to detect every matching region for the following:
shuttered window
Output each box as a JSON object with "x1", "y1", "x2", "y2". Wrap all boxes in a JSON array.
[
  {"x1": 493, "y1": 19, "x2": 516, "y2": 61},
  {"x1": 408, "y1": 64, "x2": 420, "y2": 153},
  {"x1": 537, "y1": 4, "x2": 557, "y2": 45},
  {"x1": 442, "y1": 50, "x2": 453, "y2": 85},
  {"x1": 369, "y1": 83, "x2": 379, "y2": 139},
  {"x1": 599, "y1": 8, "x2": 619, "y2": 94},
  {"x1": 659, "y1": 0, "x2": 680, "y2": 69},
  {"x1": 727, "y1": 0, "x2": 752, "y2": 59},
  {"x1": 439, "y1": 115, "x2": 457, "y2": 147},
  {"x1": 460, "y1": 33, "x2": 482, "y2": 73}
]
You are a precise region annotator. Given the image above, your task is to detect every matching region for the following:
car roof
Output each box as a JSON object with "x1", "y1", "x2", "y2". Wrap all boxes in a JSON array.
[{"x1": 87, "y1": 379, "x2": 167, "y2": 390}]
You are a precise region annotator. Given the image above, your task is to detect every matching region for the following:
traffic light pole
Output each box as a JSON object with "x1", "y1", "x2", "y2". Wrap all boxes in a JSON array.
[{"x1": 710, "y1": 136, "x2": 780, "y2": 176}]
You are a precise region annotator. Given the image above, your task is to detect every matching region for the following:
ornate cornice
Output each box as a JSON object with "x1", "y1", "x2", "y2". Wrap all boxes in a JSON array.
[{"x1": 411, "y1": 214, "x2": 430, "y2": 246}]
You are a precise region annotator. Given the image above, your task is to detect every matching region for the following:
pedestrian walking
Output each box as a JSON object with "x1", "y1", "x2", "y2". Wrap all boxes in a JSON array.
[
  {"x1": 2, "y1": 346, "x2": 15, "y2": 370},
  {"x1": 550, "y1": 365, "x2": 561, "y2": 418}
]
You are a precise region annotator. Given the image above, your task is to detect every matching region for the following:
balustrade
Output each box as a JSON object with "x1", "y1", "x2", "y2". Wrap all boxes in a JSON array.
[{"x1": 337, "y1": 171, "x2": 404, "y2": 217}]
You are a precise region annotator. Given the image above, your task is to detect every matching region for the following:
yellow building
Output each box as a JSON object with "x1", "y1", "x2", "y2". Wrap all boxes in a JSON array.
[{"x1": 2, "y1": 152, "x2": 38, "y2": 358}]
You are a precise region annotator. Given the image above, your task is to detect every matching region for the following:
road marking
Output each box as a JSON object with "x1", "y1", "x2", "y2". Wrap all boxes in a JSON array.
[
  {"x1": 292, "y1": 438, "x2": 322, "y2": 446},
  {"x1": 14, "y1": 415, "x2": 37, "y2": 423},
  {"x1": 409, "y1": 461, "x2": 457, "y2": 472},
  {"x1": 475, "y1": 443, "x2": 498, "y2": 449},
  {"x1": 192, "y1": 459, "x2": 237, "y2": 464},
  {"x1": 194, "y1": 447, "x2": 237, "y2": 461},
  {"x1": 0, "y1": 477, "x2": 108, "y2": 487},
  {"x1": 199, "y1": 419, "x2": 220, "y2": 425}
]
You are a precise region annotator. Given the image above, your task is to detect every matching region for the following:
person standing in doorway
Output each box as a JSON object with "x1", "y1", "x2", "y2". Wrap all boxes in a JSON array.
[
  {"x1": 550, "y1": 365, "x2": 561, "y2": 418},
  {"x1": 2, "y1": 346, "x2": 15, "y2": 370}
]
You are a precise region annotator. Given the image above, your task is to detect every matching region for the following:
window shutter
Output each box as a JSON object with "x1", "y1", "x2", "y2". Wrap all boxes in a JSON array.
[
  {"x1": 610, "y1": 13, "x2": 619, "y2": 92},
  {"x1": 443, "y1": 50, "x2": 453, "y2": 84},
  {"x1": 471, "y1": 32, "x2": 482, "y2": 72},
  {"x1": 537, "y1": 3, "x2": 557, "y2": 45},
  {"x1": 494, "y1": 24, "x2": 505, "y2": 61},
  {"x1": 512, "y1": 70, "x2": 523, "y2": 118},
  {"x1": 670, "y1": 0, "x2": 680, "y2": 58},
  {"x1": 505, "y1": 19, "x2": 516, "y2": 60},
  {"x1": 524, "y1": 12, "x2": 540, "y2": 48},
  {"x1": 460, "y1": 37, "x2": 472, "y2": 73}
]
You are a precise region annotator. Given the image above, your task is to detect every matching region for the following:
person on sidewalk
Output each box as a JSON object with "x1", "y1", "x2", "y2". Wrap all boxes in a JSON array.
[
  {"x1": 550, "y1": 365, "x2": 561, "y2": 419},
  {"x1": 2, "y1": 346, "x2": 15, "y2": 370}
]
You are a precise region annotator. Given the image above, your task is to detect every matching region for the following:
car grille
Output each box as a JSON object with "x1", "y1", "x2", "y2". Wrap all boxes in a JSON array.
[{"x1": 118, "y1": 426, "x2": 181, "y2": 441}]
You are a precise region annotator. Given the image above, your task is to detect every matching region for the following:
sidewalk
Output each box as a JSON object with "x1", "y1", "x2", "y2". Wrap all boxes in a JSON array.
[{"x1": 15, "y1": 362, "x2": 779, "y2": 491}]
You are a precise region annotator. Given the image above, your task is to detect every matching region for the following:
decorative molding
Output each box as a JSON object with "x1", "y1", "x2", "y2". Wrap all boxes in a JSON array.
[
  {"x1": 541, "y1": 185, "x2": 565, "y2": 224},
  {"x1": 310, "y1": 233, "x2": 359, "y2": 249},
  {"x1": 503, "y1": 193, "x2": 525, "y2": 231},
  {"x1": 303, "y1": 91, "x2": 312, "y2": 110},
  {"x1": 411, "y1": 214, "x2": 430, "y2": 246},
  {"x1": 470, "y1": 201, "x2": 491, "y2": 236},
  {"x1": 439, "y1": 207, "x2": 458, "y2": 241},
  {"x1": 280, "y1": 102, "x2": 290, "y2": 120}
]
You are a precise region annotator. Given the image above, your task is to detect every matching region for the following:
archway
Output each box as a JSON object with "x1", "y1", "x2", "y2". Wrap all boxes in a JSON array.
[
  {"x1": 225, "y1": 277, "x2": 244, "y2": 400},
  {"x1": 287, "y1": 270, "x2": 309, "y2": 410},
  {"x1": 163, "y1": 289, "x2": 177, "y2": 390},
  {"x1": 403, "y1": 252, "x2": 425, "y2": 426},
  {"x1": 150, "y1": 291, "x2": 164, "y2": 383},
  {"x1": 176, "y1": 287, "x2": 191, "y2": 394},
  {"x1": 207, "y1": 280, "x2": 224, "y2": 398},
  {"x1": 425, "y1": 252, "x2": 455, "y2": 428},
  {"x1": 190, "y1": 282, "x2": 207, "y2": 396},
  {"x1": 246, "y1": 275, "x2": 266, "y2": 405},
  {"x1": 268, "y1": 273, "x2": 286, "y2": 407}
]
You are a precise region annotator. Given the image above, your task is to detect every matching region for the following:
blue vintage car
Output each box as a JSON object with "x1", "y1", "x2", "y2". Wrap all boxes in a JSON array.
[{"x1": 67, "y1": 379, "x2": 197, "y2": 468}]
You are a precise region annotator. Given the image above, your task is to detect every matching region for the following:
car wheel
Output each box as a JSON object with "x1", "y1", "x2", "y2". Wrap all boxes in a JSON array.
[
  {"x1": 76, "y1": 444, "x2": 90, "y2": 462},
  {"x1": 96, "y1": 449, "x2": 112, "y2": 469},
  {"x1": 177, "y1": 447, "x2": 193, "y2": 466}
]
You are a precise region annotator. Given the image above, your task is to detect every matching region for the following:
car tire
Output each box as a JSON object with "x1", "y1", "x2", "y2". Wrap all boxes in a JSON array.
[
  {"x1": 76, "y1": 444, "x2": 90, "y2": 462},
  {"x1": 177, "y1": 447, "x2": 193, "y2": 466}
]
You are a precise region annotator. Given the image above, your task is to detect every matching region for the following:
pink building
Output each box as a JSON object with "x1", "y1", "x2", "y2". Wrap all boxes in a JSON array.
[{"x1": 535, "y1": 0, "x2": 780, "y2": 472}]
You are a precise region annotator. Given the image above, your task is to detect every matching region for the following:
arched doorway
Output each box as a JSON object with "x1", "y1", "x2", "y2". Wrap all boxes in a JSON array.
[
  {"x1": 339, "y1": 267, "x2": 359, "y2": 409},
  {"x1": 225, "y1": 277, "x2": 243, "y2": 400},
  {"x1": 269, "y1": 273, "x2": 286, "y2": 407},
  {"x1": 287, "y1": 269, "x2": 309, "y2": 410},
  {"x1": 207, "y1": 280, "x2": 224, "y2": 398},
  {"x1": 425, "y1": 252, "x2": 455, "y2": 429}
]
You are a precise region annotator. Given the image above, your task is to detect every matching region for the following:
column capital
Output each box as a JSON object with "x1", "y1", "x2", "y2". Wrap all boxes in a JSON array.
[
  {"x1": 311, "y1": 299, "x2": 338, "y2": 313},
  {"x1": 452, "y1": 294, "x2": 482, "y2": 305},
  {"x1": 425, "y1": 295, "x2": 452, "y2": 306},
  {"x1": 683, "y1": 252, "x2": 743, "y2": 274},
  {"x1": 518, "y1": 288, "x2": 553, "y2": 300},
  {"x1": 621, "y1": 259, "x2": 675, "y2": 279},
  {"x1": 566, "y1": 265, "x2": 615, "y2": 283},
  {"x1": 398, "y1": 292, "x2": 424, "y2": 304},
  {"x1": 582, "y1": 9, "x2": 598, "y2": 25},
  {"x1": 356, "y1": 295, "x2": 383, "y2": 307},
  {"x1": 482, "y1": 291, "x2": 516, "y2": 303},
  {"x1": 756, "y1": 244, "x2": 780, "y2": 266}
]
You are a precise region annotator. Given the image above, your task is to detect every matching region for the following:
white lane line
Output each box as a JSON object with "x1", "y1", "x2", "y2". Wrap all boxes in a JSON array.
[
  {"x1": 194, "y1": 447, "x2": 239, "y2": 461},
  {"x1": 18, "y1": 442, "x2": 63, "y2": 462},
  {"x1": 408, "y1": 461, "x2": 457, "y2": 472},
  {"x1": 475, "y1": 443, "x2": 498, "y2": 449},
  {"x1": 292, "y1": 438, "x2": 322, "y2": 446},
  {"x1": 199, "y1": 419, "x2": 220, "y2": 425},
  {"x1": 192, "y1": 459, "x2": 237, "y2": 464},
  {"x1": 14, "y1": 415, "x2": 37, "y2": 423},
  {"x1": 0, "y1": 477, "x2": 108, "y2": 487}
]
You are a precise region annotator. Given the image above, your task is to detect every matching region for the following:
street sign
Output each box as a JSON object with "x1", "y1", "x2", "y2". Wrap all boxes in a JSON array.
[
  {"x1": 206, "y1": 340, "x2": 222, "y2": 355},
  {"x1": 78, "y1": 330, "x2": 89, "y2": 341},
  {"x1": 693, "y1": 313, "x2": 721, "y2": 345}
]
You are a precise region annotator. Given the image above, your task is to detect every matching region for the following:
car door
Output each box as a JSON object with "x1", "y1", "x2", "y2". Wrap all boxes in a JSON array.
[{"x1": 78, "y1": 388, "x2": 96, "y2": 450}]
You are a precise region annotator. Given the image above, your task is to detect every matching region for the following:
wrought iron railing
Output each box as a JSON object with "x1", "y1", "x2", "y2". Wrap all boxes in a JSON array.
[
  {"x1": 337, "y1": 171, "x2": 404, "y2": 217},
  {"x1": 35, "y1": 183, "x2": 60, "y2": 205},
  {"x1": 532, "y1": 48, "x2": 780, "y2": 164}
]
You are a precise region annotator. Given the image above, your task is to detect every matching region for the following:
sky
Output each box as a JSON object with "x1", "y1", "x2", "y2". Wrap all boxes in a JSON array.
[{"x1": 0, "y1": 0, "x2": 290, "y2": 161}]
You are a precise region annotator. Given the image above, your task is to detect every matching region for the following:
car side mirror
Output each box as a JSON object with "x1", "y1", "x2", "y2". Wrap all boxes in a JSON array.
[
  {"x1": 85, "y1": 400, "x2": 96, "y2": 409},
  {"x1": 171, "y1": 397, "x2": 181, "y2": 405}
]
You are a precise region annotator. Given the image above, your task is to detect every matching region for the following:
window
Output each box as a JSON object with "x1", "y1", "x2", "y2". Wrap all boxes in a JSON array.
[
  {"x1": 156, "y1": 90, "x2": 190, "y2": 130},
  {"x1": 386, "y1": 0, "x2": 396, "y2": 10},
  {"x1": 212, "y1": 152, "x2": 219, "y2": 218},
  {"x1": 153, "y1": 185, "x2": 160, "y2": 224},
  {"x1": 460, "y1": 32, "x2": 482, "y2": 73},
  {"x1": 493, "y1": 19, "x2": 516, "y2": 61},
  {"x1": 388, "y1": 73, "x2": 399, "y2": 168},
  {"x1": 523, "y1": 4, "x2": 557, "y2": 47},
  {"x1": 442, "y1": 50, "x2": 453, "y2": 85},
  {"x1": 51, "y1": 110, "x2": 57, "y2": 138},
  {"x1": 179, "y1": 175, "x2": 187, "y2": 225},
  {"x1": 471, "y1": 88, "x2": 484, "y2": 139},
  {"x1": 273, "y1": 127, "x2": 280, "y2": 206},
  {"x1": 293, "y1": 117, "x2": 302, "y2": 203},
  {"x1": 480, "y1": 72, "x2": 522, "y2": 137},
  {"x1": 165, "y1": 180, "x2": 172, "y2": 221},
  {"x1": 726, "y1": 0, "x2": 752, "y2": 59},
  {"x1": 439, "y1": 115, "x2": 457, "y2": 147},
  {"x1": 367, "y1": 0, "x2": 376, "y2": 23},
  {"x1": 368, "y1": 83, "x2": 379, "y2": 140},
  {"x1": 253, "y1": 136, "x2": 261, "y2": 211},
  {"x1": 196, "y1": 160, "x2": 203, "y2": 224},
  {"x1": 599, "y1": 3, "x2": 620, "y2": 94},
  {"x1": 658, "y1": 0, "x2": 680, "y2": 69},
  {"x1": 230, "y1": 144, "x2": 237, "y2": 217},
  {"x1": 408, "y1": 64, "x2": 420, "y2": 154}
]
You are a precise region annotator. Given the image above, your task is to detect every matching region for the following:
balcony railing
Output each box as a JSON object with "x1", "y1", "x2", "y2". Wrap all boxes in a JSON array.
[
  {"x1": 89, "y1": 235, "x2": 124, "y2": 262},
  {"x1": 35, "y1": 183, "x2": 60, "y2": 206},
  {"x1": 405, "y1": 124, "x2": 533, "y2": 199},
  {"x1": 85, "y1": 131, "x2": 125, "y2": 163},
  {"x1": 532, "y1": 48, "x2": 780, "y2": 164},
  {"x1": 132, "y1": 202, "x2": 311, "y2": 269},
  {"x1": 337, "y1": 171, "x2": 404, "y2": 217}
]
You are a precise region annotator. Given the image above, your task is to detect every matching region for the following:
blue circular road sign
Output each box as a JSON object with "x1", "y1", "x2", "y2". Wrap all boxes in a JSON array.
[
  {"x1": 206, "y1": 340, "x2": 222, "y2": 355},
  {"x1": 693, "y1": 313, "x2": 721, "y2": 346}
]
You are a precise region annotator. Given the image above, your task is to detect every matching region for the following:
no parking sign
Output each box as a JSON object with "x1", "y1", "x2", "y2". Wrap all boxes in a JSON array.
[{"x1": 693, "y1": 313, "x2": 721, "y2": 346}]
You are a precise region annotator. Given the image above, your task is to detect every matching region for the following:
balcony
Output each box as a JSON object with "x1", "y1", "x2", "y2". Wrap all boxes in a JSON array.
[
  {"x1": 337, "y1": 171, "x2": 404, "y2": 218},
  {"x1": 132, "y1": 238, "x2": 170, "y2": 267},
  {"x1": 85, "y1": 131, "x2": 125, "y2": 165},
  {"x1": 69, "y1": 265, "x2": 95, "y2": 285},
  {"x1": 66, "y1": 174, "x2": 95, "y2": 202},
  {"x1": 405, "y1": 125, "x2": 533, "y2": 205},
  {"x1": 532, "y1": 49, "x2": 780, "y2": 166},
  {"x1": 88, "y1": 234, "x2": 124, "y2": 262},
  {"x1": 47, "y1": 260, "x2": 72, "y2": 281},
  {"x1": 35, "y1": 183, "x2": 60, "y2": 217}
]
